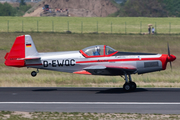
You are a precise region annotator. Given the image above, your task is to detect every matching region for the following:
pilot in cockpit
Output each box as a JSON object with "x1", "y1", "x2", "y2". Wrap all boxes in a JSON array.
[{"x1": 93, "y1": 46, "x2": 100, "y2": 56}]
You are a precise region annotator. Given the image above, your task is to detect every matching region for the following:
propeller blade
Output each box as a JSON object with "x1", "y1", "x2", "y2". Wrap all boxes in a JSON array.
[
  {"x1": 170, "y1": 61, "x2": 172, "y2": 71},
  {"x1": 167, "y1": 43, "x2": 175, "y2": 71}
]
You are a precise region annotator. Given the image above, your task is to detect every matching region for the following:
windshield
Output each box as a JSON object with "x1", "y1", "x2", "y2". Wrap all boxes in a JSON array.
[{"x1": 105, "y1": 46, "x2": 117, "y2": 55}]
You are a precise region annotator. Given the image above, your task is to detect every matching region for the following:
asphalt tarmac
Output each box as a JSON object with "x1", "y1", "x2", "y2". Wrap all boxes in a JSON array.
[{"x1": 0, "y1": 87, "x2": 180, "y2": 114}]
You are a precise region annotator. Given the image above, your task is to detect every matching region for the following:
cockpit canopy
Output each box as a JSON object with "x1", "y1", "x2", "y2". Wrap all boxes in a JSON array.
[{"x1": 80, "y1": 45, "x2": 117, "y2": 57}]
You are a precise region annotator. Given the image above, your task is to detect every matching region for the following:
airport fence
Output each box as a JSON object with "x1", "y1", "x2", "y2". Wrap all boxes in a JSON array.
[{"x1": 0, "y1": 20, "x2": 180, "y2": 34}]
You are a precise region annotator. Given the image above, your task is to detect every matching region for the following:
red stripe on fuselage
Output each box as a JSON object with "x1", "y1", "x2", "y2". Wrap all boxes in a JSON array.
[{"x1": 76, "y1": 57, "x2": 160, "y2": 64}]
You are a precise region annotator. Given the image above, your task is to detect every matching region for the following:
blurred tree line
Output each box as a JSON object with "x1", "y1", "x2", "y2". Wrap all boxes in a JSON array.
[
  {"x1": 162, "y1": 0, "x2": 180, "y2": 17},
  {"x1": 1, "y1": 0, "x2": 180, "y2": 17},
  {"x1": 0, "y1": 0, "x2": 31, "y2": 16},
  {"x1": 111, "y1": 0, "x2": 180, "y2": 17}
]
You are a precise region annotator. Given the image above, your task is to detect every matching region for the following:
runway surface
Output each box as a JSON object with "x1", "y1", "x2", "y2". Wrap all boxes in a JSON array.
[{"x1": 0, "y1": 87, "x2": 180, "y2": 114}]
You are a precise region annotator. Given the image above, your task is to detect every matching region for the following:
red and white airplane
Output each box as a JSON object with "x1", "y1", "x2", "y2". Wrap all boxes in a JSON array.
[{"x1": 4, "y1": 35, "x2": 176, "y2": 91}]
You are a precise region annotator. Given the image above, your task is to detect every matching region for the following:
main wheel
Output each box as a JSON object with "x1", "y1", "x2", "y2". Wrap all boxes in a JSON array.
[
  {"x1": 130, "y1": 82, "x2": 136, "y2": 91},
  {"x1": 123, "y1": 83, "x2": 132, "y2": 92},
  {"x1": 31, "y1": 71, "x2": 37, "y2": 77}
]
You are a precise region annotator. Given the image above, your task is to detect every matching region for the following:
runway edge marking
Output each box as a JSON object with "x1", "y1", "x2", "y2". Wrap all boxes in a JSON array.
[{"x1": 1, "y1": 102, "x2": 180, "y2": 105}]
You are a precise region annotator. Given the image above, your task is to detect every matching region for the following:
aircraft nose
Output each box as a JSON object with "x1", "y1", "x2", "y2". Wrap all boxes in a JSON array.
[{"x1": 167, "y1": 54, "x2": 176, "y2": 62}]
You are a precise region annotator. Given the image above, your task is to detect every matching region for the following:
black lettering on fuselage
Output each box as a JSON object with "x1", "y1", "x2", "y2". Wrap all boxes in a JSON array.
[
  {"x1": 57, "y1": 60, "x2": 64, "y2": 66},
  {"x1": 43, "y1": 59, "x2": 75, "y2": 67},
  {"x1": 70, "y1": 59, "x2": 75, "y2": 66},
  {"x1": 43, "y1": 61, "x2": 48, "y2": 67},
  {"x1": 65, "y1": 59, "x2": 69, "y2": 66},
  {"x1": 52, "y1": 60, "x2": 56, "y2": 67}
]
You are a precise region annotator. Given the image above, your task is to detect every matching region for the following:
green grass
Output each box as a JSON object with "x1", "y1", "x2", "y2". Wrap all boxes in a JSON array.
[
  {"x1": 0, "y1": 33, "x2": 180, "y2": 87},
  {"x1": 1, "y1": 17, "x2": 180, "y2": 33},
  {"x1": 0, "y1": 111, "x2": 180, "y2": 120}
]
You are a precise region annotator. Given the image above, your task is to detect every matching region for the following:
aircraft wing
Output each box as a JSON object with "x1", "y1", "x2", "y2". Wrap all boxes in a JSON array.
[{"x1": 74, "y1": 65, "x2": 137, "y2": 75}]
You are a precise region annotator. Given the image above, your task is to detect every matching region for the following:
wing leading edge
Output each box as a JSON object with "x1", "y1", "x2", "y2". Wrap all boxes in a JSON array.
[{"x1": 73, "y1": 65, "x2": 137, "y2": 75}]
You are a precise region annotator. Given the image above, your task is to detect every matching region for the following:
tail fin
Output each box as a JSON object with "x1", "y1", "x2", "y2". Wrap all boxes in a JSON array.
[
  {"x1": 25, "y1": 35, "x2": 38, "y2": 57},
  {"x1": 4, "y1": 35, "x2": 38, "y2": 67}
]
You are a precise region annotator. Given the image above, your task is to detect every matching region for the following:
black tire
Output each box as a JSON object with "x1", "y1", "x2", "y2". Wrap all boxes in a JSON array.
[
  {"x1": 123, "y1": 83, "x2": 132, "y2": 92},
  {"x1": 31, "y1": 71, "x2": 37, "y2": 77},
  {"x1": 130, "y1": 82, "x2": 137, "y2": 91}
]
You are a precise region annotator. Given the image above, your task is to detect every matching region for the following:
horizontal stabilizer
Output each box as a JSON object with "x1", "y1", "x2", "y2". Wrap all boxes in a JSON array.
[{"x1": 20, "y1": 57, "x2": 41, "y2": 60}]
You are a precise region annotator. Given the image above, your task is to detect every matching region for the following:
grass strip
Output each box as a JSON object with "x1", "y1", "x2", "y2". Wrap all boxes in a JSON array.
[
  {"x1": 0, "y1": 111, "x2": 180, "y2": 120},
  {"x1": 1, "y1": 17, "x2": 180, "y2": 34}
]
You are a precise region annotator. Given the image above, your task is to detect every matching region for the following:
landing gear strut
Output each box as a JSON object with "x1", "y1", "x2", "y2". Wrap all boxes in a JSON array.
[
  {"x1": 31, "y1": 69, "x2": 39, "y2": 77},
  {"x1": 122, "y1": 72, "x2": 136, "y2": 92}
]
